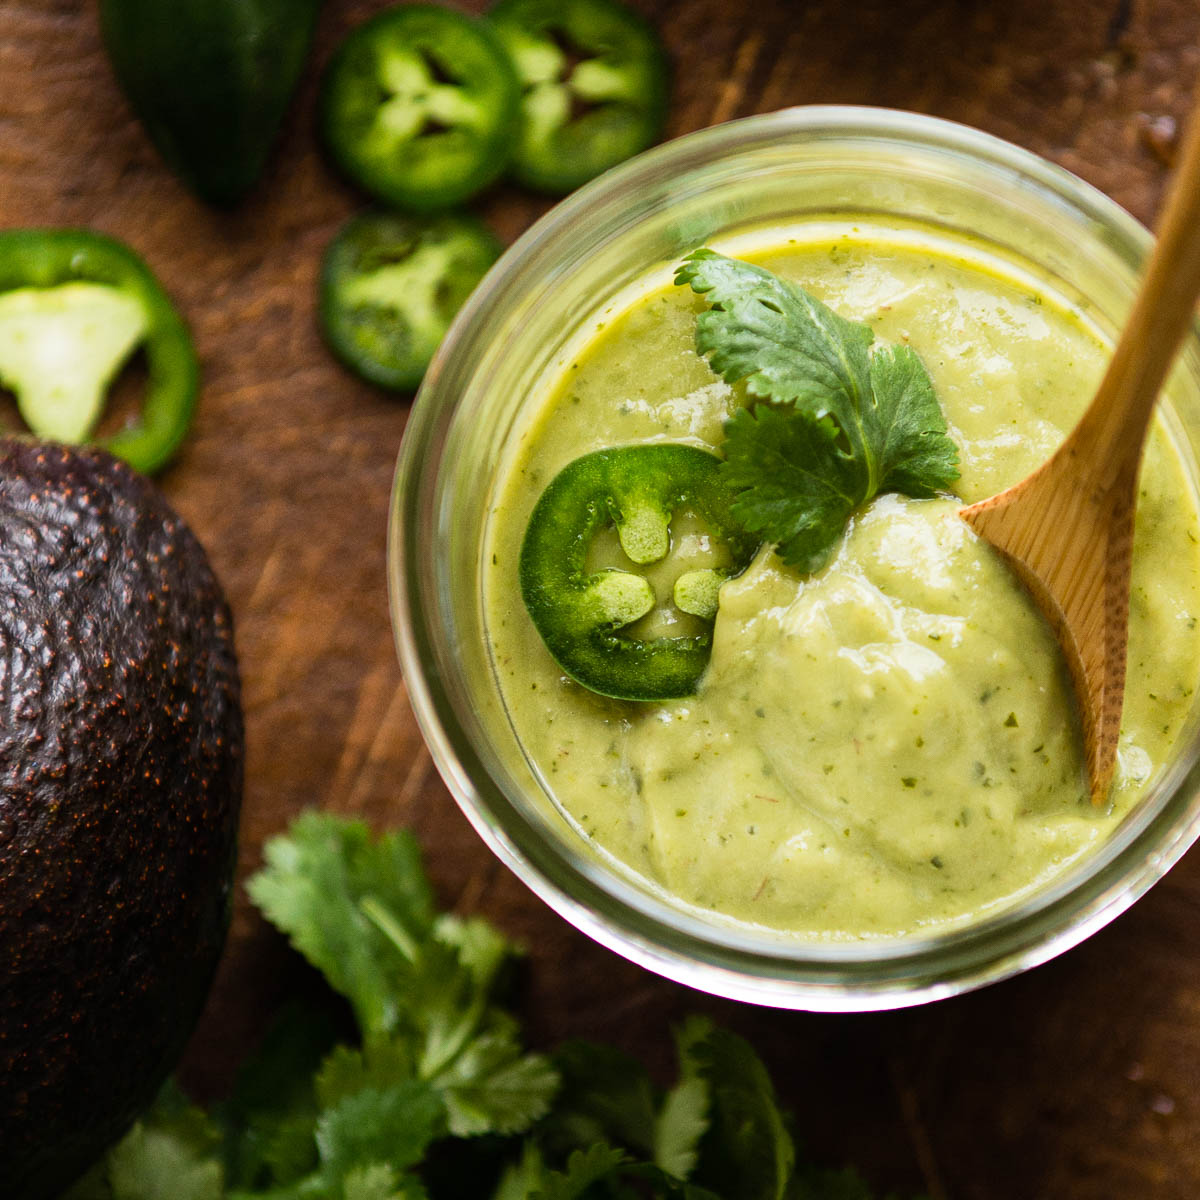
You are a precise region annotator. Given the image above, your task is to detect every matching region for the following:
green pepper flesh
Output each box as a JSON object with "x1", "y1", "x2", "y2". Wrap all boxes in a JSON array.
[
  {"x1": 0, "y1": 231, "x2": 198, "y2": 475},
  {"x1": 0, "y1": 284, "x2": 147, "y2": 443},
  {"x1": 519, "y1": 445, "x2": 758, "y2": 701}
]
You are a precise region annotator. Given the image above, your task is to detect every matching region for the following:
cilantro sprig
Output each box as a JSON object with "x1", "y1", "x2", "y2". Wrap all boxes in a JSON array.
[
  {"x1": 676, "y1": 249, "x2": 960, "y2": 572},
  {"x1": 67, "y1": 812, "x2": 918, "y2": 1200}
]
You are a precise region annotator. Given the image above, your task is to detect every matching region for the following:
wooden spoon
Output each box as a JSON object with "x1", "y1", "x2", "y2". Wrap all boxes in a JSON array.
[{"x1": 960, "y1": 94, "x2": 1200, "y2": 805}]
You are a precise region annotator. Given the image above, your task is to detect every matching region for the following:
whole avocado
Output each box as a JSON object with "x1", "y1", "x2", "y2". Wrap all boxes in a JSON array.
[{"x1": 0, "y1": 440, "x2": 243, "y2": 1199}]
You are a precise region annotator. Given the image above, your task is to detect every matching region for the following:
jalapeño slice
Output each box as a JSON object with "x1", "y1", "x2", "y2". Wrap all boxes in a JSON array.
[
  {"x1": 320, "y1": 211, "x2": 502, "y2": 392},
  {"x1": 519, "y1": 444, "x2": 758, "y2": 701},
  {"x1": 0, "y1": 230, "x2": 198, "y2": 475},
  {"x1": 320, "y1": 5, "x2": 521, "y2": 212},
  {"x1": 488, "y1": 0, "x2": 669, "y2": 194}
]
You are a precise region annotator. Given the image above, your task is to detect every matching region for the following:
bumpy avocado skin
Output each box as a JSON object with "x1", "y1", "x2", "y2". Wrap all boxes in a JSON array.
[{"x1": 0, "y1": 440, "x2": 243, "y2": 1199}]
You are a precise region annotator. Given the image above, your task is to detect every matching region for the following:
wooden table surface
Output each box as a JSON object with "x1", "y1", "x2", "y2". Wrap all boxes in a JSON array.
[{"x1": 5, "y1": 1, "x2": 1200, "y2": 1196}]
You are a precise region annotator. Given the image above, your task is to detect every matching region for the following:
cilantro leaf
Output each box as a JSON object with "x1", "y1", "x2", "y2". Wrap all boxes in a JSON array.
[
  {"x1": 70, "y1": 1090, "x2": 223, "y2": 1200},
  {"x1": 314, "y1": 1081, "x2": 442, "y2": 1181},
  {"x1": 535, "y1": 1144, "x2": 630, "y2": 1200},
  {"x1": 248, "y1": 815, "x2": 554, "y2": 1151},
  {"x1": 490, "y1": 1142, "x2": 549, "y2": 1200},
  {"x1": 675, "y1": 248, "x2": 874, "y2": 419},
  {"x1": 721, "y1": 405, "x2": 863, "y2": 572},
  {"x1": 304, "y1": 950, "x2": 553, "y2": 1142},
  {"x1": 432, "y1": 914, "x2": 514, "y2": 993},
  {"x1": 677, "y1": 249, "x2": 959, "y2": 570},
  {"x1": 689, "y1": 1028, "x2": 794, "y2": 1200},
  {"x1": 249, "y1": 1115, "x2": 321, "y2": 1192},
  {"x1": 533, "y1": 1030, "x2": 718, "y2": 1192},
  {"x1": 314, "y1": 1038, "x2": 417, "y2": 1112},
  {"x1": 343, "y1": 1163, "x2": 428, "y2": 1200},
  {"x1": 400, "y1": 937, "x2": 498, "y2": 1080},
  {"x1": 247, "y1": 813, "x2": 435, "y2": 1037},
  {"x1": 104, "y1": 1124, "x2": 224, "y2": 1200},
  {"x1": 62, "y1": 1083, "x2": 227, "y2": 1200},
  {"x1": 433, "y1": 1019, "x2": 559, "y2": 1137},
  {"x1": 867, "y1": 344, "x2": 960, "y2": 497},
  {"x1": 654, "y1": 1076, "x2": 708, "y2": 1181},
  {"x1": 654, "y1": 1029, "x2": 711, "y2": 1188}
]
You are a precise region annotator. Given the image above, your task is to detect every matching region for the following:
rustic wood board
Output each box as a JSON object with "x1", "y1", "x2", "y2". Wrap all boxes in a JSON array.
[{"x1": 4, "y1": 1, "x2": 1200, "y2": 1195}]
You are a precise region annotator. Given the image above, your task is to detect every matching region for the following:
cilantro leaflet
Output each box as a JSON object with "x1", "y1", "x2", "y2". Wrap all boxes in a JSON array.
[
  {"x1": 676, "y1": 248, "x2": 960, "y2": 570},
  {"x1": 688, "y1": 1025, "x2": 794, "y2": 1200},
  {"x1": 314, "y1": 1082, "x2": 442, "y2": 1181},
  {"x1": 721, "y1": 405, "x2": 862, "y2": 574}
]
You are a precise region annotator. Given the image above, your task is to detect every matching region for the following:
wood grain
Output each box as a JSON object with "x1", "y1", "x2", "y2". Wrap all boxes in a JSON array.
[{"x1": 4, "y1": 1, "x2": 1200, "y2": 1196}]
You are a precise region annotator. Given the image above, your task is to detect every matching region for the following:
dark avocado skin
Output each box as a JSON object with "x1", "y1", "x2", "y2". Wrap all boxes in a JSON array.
[{"x1": 0, "y1": 440, "x2": 243, "y2": 1199}]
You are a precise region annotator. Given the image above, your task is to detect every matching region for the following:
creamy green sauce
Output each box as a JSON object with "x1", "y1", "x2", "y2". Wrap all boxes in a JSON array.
[{"x1": 484, "y1": 228, "x2": 1200, "y2": 939}]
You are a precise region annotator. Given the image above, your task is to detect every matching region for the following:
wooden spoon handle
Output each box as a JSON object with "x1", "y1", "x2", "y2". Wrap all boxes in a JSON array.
[
  {"x1": 960, "y1": 83, "x2": 1200, "y2": 804},
  {"x1": 1074, "y1": 90, "x2": 1200, "y2": 479}
]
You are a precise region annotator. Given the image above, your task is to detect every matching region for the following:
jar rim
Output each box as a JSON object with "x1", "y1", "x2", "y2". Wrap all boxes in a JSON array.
[{"x1": 389, "y1": 105, "x2": 1200, "y2": 1010}]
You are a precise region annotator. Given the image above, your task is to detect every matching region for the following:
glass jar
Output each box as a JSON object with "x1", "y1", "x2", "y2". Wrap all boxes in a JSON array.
[{"x1": 389, "y1": 106, "x2": 1200, "y2": 1011}]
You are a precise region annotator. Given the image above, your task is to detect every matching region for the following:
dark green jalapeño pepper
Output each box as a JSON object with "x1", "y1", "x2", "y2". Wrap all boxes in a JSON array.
[
  {"x1": 100, "y1": 0, "x2": 322, "y2": 207},
  {"x1": 321, "y1": 5, "x2": 520, "y2": 213},
  {"x1": 0, "y1": 230, "x2": 198, "y2": 475},
  {"x1": 488, "y1": 0, "x2": 669, "y2": 194},
  {"x1": 519, "y1": 445, "x2": 758, "y2": 701}
]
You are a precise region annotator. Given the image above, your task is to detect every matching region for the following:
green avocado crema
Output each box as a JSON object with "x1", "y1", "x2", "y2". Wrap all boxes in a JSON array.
[{"x1": 484, "y1": 228, "x2": 1200, "y2": 939}]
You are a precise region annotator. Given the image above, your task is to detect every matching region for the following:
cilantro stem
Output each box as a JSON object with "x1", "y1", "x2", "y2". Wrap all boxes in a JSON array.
[
  {"x1": 361, "y1": 894, "x2": 487, "y2": 1079},
  {"x1": 360, "y1": 894, "x2": 421, "y2": 963},
  {"x1": 419, "y1": 991, "x2": 487, "y2": 1082}
]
